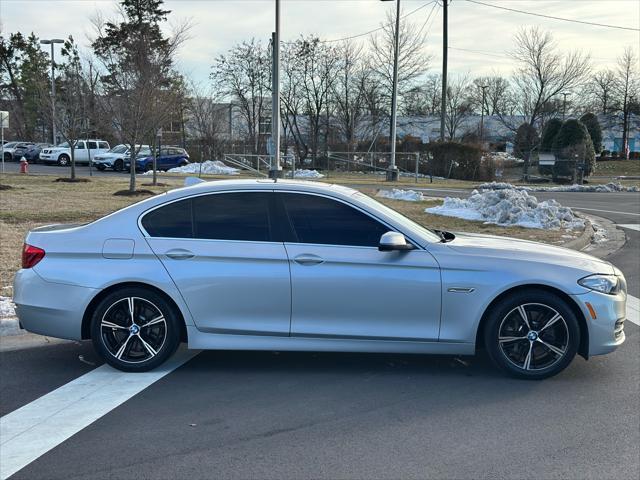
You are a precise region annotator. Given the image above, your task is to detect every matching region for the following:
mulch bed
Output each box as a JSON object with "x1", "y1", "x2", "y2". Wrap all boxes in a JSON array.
[
  {"x1": 0, "y1": 184, "x2": 14, "y2": 190},
  {"x1": 54, "y1": 177, "x2": 91, "y2": 183},
  {"x1": 141, "y1": 182, "x2": 170, "y2": 187},
  {"x1": 113, "y1": 189, "x2": 156, "y2": 196}
]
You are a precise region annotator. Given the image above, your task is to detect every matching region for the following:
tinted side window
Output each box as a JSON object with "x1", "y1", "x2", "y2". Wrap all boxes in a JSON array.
[
  {"x1": 99, "y1": 142, "x2": 109, "y2": 149},
  {"x1": 193, "y1": 192, "x2": 272, "y2": 242},
  {"x1": 76, "y1": 142, "x2": 86, "y2": 149},
  {"x1": 87, "y1": 141, "x2": 97, "y2": 149},
  {"x1": 281, "y1": 193, "x2": 389, "y2": 247},
  {"x1": 142, "y1": 199, "x2": 193, "y2": 238}
]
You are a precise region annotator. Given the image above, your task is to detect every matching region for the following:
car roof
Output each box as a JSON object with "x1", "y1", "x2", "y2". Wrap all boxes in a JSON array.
[{"x1": 175, "y1": 178, "x2": 356, "y2": 197}]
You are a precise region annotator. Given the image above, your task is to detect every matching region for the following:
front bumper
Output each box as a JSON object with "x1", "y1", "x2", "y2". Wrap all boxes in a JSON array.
[
  {"x1": 570, "y1": 290, "x2": 627, "y2": 356},
  {"x1": 38, "y1": 153, "x2": 57, "y2": 163},
  {"x1": 13, "y1": 268, "x2": 98, "y2": 341}
]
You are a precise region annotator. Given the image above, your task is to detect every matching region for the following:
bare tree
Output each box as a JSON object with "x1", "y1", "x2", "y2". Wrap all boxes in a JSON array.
[
  {"x1": 187, "y1": 81, "x2": 231, "y2": 161},
  {"x1": 92, "y1": 1, "x2": 188, "y2": 193},
  {"x1": 369, "y1": 7, "x2": 432, "y2": 113},
  {"x1": 331, "y1": 40, "x2": 369, "y2": 153},
  {"x1": 444, "y1": 75, "x2": 472, "y2": 140},
  {"x1": 587, "y1": 69, "x2": 617, "y2": 114},
  {"x1": 211, "y1": 39, "x2": 271, "y2": 155},
  {"x1": 615, "y1": 47, "x2": 639, "y2": 158},
  {"x1": 469, "y1": 75, "x2": 513, "y2": 115},
  {"x1": 510, "y1": 27, "x2": 591, "y2": 127}
]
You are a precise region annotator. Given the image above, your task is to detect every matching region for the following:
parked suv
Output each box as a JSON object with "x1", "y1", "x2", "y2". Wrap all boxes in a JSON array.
[
  {"x1": 133, "y1": 146, "x2": 190, "y2": 172},
  {"x1": 92, "y1": 145, "x2": 150, "y2": 171},
  {"x1": 40, "y1": 140, "x2": 110, "y2": 166}
]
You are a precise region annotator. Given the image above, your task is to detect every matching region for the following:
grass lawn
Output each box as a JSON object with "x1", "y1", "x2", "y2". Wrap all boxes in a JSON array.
[
  {"x1": 593, "y1": 159, "x2": 640, "y2": 178},
  {"x1": 0, "y1": 173, "x2": 582, "y2": 290}
]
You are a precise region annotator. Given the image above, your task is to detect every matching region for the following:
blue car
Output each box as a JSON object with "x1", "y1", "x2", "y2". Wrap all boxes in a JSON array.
[{"x1": 133, "y1": 147, "x2": 190, "y2": 172}]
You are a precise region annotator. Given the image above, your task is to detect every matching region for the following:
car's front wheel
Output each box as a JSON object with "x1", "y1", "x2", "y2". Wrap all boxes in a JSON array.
[
  {"x1": 57, "y1": 154, "x2": 70, "y2": 166},
  {"x1": 90, "y1": 287, "x2": 181, "y2": 372},
  {"x1": 484, "y1": 290, "x2": 580, "y2": 380},
  {"x1": 113, "y1": 159, "x2": 124, "y2": 171}
]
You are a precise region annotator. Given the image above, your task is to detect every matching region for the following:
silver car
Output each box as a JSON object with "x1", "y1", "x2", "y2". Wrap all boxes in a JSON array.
[{"x1": 13, "y1": 180, "x2": 627, "y2": 379}]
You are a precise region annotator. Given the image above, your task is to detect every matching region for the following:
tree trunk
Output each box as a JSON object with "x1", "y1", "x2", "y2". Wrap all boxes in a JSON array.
[
  {"x1": 129, "y1": 140, "x2": 137, "y2": 192},
  {"x1": 70, "y1": 146, "x2": 76, "y2": 180}
]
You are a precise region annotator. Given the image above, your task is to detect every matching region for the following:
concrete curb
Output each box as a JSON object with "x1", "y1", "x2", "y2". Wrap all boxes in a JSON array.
[
  {"x1": 578, "y1": 212, "x2": 626, "y2": 259},
  {"x1": 563, "y1": 216, "x2": 594, "y2": 251}
]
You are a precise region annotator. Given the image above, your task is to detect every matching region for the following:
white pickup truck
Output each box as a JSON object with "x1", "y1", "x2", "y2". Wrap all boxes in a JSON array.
[{"x1": 39, "y1": 140, "x2": 110, "y2": 166}]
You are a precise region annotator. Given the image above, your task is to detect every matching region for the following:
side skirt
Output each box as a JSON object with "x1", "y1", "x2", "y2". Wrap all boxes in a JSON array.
[{"x1": 185, "y1": 326, "x2": 475, "y2": 356}]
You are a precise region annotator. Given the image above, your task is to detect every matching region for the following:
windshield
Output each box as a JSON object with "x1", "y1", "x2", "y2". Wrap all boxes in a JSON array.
[
  {"x1": 109, "y1": 145, "x2": 128, "y2": 154},
  {"x1": 58, "y1": 142, "x2": 70, "y2": 148},
  {"x1": 354, "y1": 192, "x2": 442, "y2": 243},
  {"x1": 4, "y1": 142, "x2": 17, "y2": 148}
]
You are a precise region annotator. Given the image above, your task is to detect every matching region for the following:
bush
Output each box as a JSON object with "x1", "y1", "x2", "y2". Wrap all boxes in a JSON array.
[
  {"x1": 579, "y1": 112, "x2": 603, "y2": 153},
  {"x1": 553, "y1": 119, "x2": 596, "y2": 176},
  {"x1": 426, "y1": 141, "x2": 493, "y2": 181},
  {"x1": 540, "y1": 118, "x2": 563, "y2": 151}
]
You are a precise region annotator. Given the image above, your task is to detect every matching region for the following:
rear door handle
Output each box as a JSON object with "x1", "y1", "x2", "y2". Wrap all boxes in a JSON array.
[
  {"x1": 165, "y1": 249, "x2": 194, "y2": 260},
  {"x1": 293, "y1": 254, "x2": 324, "y2": 266}
]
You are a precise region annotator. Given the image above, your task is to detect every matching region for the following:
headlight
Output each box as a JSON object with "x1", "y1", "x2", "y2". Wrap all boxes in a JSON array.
[{"x1": 578, "y1": 274, "x2": 620, "y2": 295}]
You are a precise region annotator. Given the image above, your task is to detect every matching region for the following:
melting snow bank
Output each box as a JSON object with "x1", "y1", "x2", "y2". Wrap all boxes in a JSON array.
[
  {"x1": 478, "y1": 181, "x2": 639, "y2": 193},
  {"x1": 286, "y1": 169, "x2": 325, "y2": 179},
  {"x1": 0, "y1": 296, "x2": 16, "y2": 318},
  {"x1": 377, "y1": 189, "x2": 425, "y2": 202},
  {"x1": 143, "y1": 160, "x2": 240, "y2": 175},
  {"x1": 426, "y1": 189, "x2": 585, "y2": 230}
]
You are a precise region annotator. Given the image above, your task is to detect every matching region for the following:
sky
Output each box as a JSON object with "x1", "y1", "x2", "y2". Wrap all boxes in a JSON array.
[{"x1": 1, "y1": 0, "x2": 639, "y2": 85}]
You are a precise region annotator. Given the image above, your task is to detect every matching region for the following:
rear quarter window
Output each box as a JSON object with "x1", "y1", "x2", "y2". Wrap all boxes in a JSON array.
[{"x1": 141, "y1": 199, "x2": 193, "y2": 238}]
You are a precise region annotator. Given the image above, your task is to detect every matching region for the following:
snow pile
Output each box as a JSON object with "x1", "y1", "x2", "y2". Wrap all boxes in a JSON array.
[
  {"x1": 377, "y1": 189, "x2": 425, "y2": 202},
  {"x1": 426, "y1": 188, "x2": 585, "y2": 230},
  {"x1": 160, "y1": 160, "x2": 240, "y2": 175},
  {"x1": 0, "y1": 296, "x2": 16, "y2": 318},
  {"x1": 478, "y1": 181, "x2": 639, "y2": 193},
  {"x1": 287, "y1": 169, "x2": 325, "y2": 179}
]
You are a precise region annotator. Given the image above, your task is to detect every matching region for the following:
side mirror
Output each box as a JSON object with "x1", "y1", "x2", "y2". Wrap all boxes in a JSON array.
[{"x1": 378, "y1": 231, "x2": 414, "y2": 252}]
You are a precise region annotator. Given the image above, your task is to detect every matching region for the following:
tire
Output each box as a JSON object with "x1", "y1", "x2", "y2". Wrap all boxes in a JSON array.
[
  {"x1": 58, "y1": 154, "x2": 70, "y2": 166},
  {"x1": 113, "y1": 159, "x2": 124, "y2": 172},
  {"x1": 483, "y1": 290, "x2": 580, "y2": 380},
  {"x1": 90, "y1": 287, "x2": 182, "y2": 372},
  {"x1": 145, "y1": 163, "x2": 153, "y2": 172},
  {"x1": 96, "y1": 164, "x2": 106, "y2": 171},
  {"x1": 4, "y1": 152, "x2": 12, "y2": 162}
]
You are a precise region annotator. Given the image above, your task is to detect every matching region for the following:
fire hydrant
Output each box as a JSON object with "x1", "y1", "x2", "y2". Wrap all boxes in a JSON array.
[{"x1": 19, "y1": 157, "x2": 29, "y2": 174}]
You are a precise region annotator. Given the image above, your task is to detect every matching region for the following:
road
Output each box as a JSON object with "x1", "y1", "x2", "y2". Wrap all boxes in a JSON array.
[{"x1": 1, "y1": 169, "x2": 639, "y2": 479}]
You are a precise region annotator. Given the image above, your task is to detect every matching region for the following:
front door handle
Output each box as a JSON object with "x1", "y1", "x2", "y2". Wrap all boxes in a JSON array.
[
  {"x1": 293, "y1": 254, "x2": 324, "y2": 266},
  {"x1": 165, "y1": 249, "x2": 194, "y2": 260}
]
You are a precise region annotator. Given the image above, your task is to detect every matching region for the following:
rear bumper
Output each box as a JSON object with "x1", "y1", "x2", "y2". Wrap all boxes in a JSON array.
[
  {"x1": 570, "y1": 290, "x2": 627, "y2": 356},
  {"x1": 13, "y1": 268, "x2": 98, "y2": 341}
]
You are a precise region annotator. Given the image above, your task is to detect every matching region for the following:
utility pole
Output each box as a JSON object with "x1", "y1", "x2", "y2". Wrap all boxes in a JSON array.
[
  {"x1": 269, "y1": 0, "x2": 282, "y2": 179},
  {"x1": 40, "y1": 39, "x2": 64, "y2": 145},
  {"x1": 479, "y1": 85, "x2": 488, "y2": 145},
  {"x1": 440, "y1": 0, "x2": 448, "y2": 142},
  {"x1": 562, "y1": 92, "x2": 569, "y2": 121}
]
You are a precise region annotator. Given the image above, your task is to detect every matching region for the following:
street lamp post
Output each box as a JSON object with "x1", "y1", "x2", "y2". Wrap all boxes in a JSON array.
[
  {"x1": 40, "y1": 39, "x2": 65, "y2": 145},
  {"x1": 381, "y1": 0, "x2": 400, "y2": 181},
  {"x1": 562, "y1": 92, "x2": 570, "y2": 121},
  {"x1": 269, "y1": 0, "x2": 282, "y2": 179},
  {"x1": 479, "y1": 85, "x2": 488, "y2": 144}
]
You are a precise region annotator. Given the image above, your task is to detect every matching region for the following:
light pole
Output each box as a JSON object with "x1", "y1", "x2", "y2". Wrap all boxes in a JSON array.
[
  {"x1": 269, "y1": 0, "x2": 282, "y2": 179},
  {"x1": 561, "y1": 92, "x2": 570, "y2": 121},
  {"x1": 40, "y1": 39, "x2": 65, "y2": 145},
  {"x1": 381, "y1": 0, "x2": 400, "y2": 181},
  {"x1": 479, "y1": 85, "x2": 488, "y2": 144}
]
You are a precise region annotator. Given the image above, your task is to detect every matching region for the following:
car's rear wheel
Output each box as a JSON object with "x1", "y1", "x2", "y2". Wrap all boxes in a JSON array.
[
  {"x1": 57, "y1": 154, "x2": 70, "y2": 166},
  {"x1": 3, "y1": 152, "x2": 11, "y2": 162},
  {"x1": 113, "y1": 159, "x2": 124, "y2": 171},
  {"x1": 90, "y1": 287, "x2": 181, "y2": 372},
  {"x1": 483, "y1": 290, "x2": 580, "y2": 380}
]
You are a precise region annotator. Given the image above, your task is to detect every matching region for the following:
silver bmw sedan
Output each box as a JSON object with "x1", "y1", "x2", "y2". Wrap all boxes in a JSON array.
[{"x1": 13, "y1": 179, "x2": 627, "y2": 379}]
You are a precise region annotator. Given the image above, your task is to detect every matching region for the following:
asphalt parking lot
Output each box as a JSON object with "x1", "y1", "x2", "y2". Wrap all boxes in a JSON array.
[{"x1": 1, "y1": 169, "x2": 639, "y2": 479}]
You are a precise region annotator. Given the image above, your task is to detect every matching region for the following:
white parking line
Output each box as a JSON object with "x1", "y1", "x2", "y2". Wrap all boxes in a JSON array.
[
  {"x1": 571, "y1": 207, "x2": 640, "y2": 216},
  {"x1": 627, "y1": 295, "x2": 640, "y2": 326},
  {"x1": 619, "y1": 224, "x2": 640, "y2": 231},
  {"x1": 0, "y1": 347, "x2": 199, "y2": 480}
]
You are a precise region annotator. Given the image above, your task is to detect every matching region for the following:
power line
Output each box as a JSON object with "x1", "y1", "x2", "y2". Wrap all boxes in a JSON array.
[
  {"x1": 465, "y1": 0, "x2": 640, "y2": 32},
  {"x1": 448, "y1": 46, "x2": 508, "y2": 58},
  {"x1": 319, "y1": 1, "x2": 436, "y2": 43}
]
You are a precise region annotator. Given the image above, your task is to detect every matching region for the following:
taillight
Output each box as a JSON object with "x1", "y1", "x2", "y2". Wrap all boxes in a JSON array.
[{"x1": 22, "y1": 243, "x2": 45, "y2": 269}]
